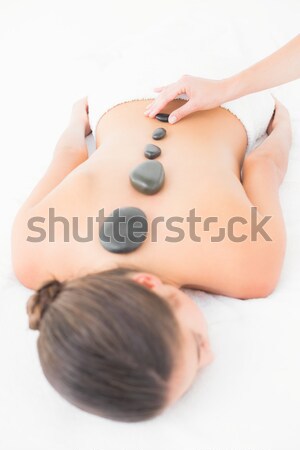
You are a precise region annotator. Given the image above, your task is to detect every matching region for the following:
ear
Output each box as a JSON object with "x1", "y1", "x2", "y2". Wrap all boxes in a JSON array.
[
  {"x1": 130, "y1": 272, "x2": 163, "y2": 290},
  {"x1": 198, "y1": 334, "x2": 214, "y2": 368},
  {"x1": 130, "y1": 272, "x2": 181, "y2": 308}
]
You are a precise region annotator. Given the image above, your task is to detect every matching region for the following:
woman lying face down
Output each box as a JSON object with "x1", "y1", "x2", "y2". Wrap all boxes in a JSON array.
[
  {"x1": 13, "y1": 92, "x2": 291, "y2": 423},
  {"x1": 27, "y1": 266, "x2": 213, "y2": 422}
]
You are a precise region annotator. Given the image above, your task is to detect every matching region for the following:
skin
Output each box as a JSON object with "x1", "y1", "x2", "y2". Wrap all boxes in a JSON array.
[
  {"x1": 11, "y1": 95, "x2": 291, "y2": 399},
  {"x1": 12, "y1": 33, "x2": 299, "y2": 403},
  {"x1": 127, "y1": 270, "x2": 214, "y2": 405},
  {"x1": 12, "y1": 97, "x2": 291, "y2": 298},
  {"x1": 145, "y1": 34, "x2": 300, "y2": 123}
]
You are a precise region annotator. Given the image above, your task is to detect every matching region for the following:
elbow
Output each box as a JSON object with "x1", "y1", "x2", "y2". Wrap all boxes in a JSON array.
[
  {"x1": 12, "y1": 253, "x2": 39, "y2": 290},
  {"x1": 11, "y1": 227, "x2": 43, "y2": 290},
  {"x1": 13, "y1": 261, "x2": 35, "y2": 290},
  {"x1": 238, "y1": 276, "x2": 278, "y2": 300},
  {"x1": 239, "y1": 285, "x2": 275, "y2": 300},
  {"x1": 235, "y1": 244, "x2": 284, "y2": 300}
]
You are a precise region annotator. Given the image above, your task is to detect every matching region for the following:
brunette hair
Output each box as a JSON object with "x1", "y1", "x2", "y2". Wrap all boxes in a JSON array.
[{"x1": 26, "y1": 267, "x2": 182, "y2": 422}]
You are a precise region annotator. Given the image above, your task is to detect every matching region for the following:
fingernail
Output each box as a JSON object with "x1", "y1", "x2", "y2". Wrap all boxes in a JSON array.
[{"x1": 169, "y1": 115, "x2": 177, "y2": 124}]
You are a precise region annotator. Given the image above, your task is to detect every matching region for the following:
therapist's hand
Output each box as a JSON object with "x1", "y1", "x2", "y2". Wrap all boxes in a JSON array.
[{"x1": 144, "y1": 74, "x2": 231, "y2": 124}]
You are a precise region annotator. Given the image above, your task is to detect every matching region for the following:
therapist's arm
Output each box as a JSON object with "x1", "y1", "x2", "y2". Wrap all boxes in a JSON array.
[
  {"x1": 228, "y1": 33, "x2": 300, "y2": 99},
  {"x1": 145, "y1": 33, "x2": 300, "y2": 123}
]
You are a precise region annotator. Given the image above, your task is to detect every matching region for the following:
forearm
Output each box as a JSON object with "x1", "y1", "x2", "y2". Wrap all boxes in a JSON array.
[
  {"x1": 54, "y1": 116, "x2": 88, "y2": 155},
  {"x1": 224, "y1": 34, "x2": 300, "y2": 101},
  {"x1": 245, "y1": 126, "x2": 291, "y2": 185},
  {"x1": 18, "y1": 121, "x2": 88, "y2": 212}
]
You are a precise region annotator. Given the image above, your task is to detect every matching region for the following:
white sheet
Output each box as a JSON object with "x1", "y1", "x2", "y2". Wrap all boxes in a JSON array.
[{"x1": 1, "y1": 1, "x2": 300, "y2": 449}]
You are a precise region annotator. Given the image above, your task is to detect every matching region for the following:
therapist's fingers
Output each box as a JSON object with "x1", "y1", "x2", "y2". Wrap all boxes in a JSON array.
[
  {"x1": 145, "y1": 84, "x2": 184, "y2": 118},
  {"x1": 145, "y1": 85, "x2": 169, "y2": 111},
  {"x1": 145, "y1": 85, "x2": 172, "y2": 112},
  {"x1": 168, "y1": 100, "x2": 198, "y2": 124}
]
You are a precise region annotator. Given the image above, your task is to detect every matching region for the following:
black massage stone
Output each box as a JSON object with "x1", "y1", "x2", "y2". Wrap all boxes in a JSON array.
[
  {"x1": 155, "y1": 113, "x2": 170, "y2": 122},
  {"x1": 130, "y1": 160, "x2": 165, "y2": 195},
  {"x1": 144, "y1": 143, "x2": 161, "y2": 159},
  {"x1": 152, "y1": 127, "x2": 166, "y2": 140},
  {"x1": 99, "y1": 206, "x2": 148, "y2": 254}
]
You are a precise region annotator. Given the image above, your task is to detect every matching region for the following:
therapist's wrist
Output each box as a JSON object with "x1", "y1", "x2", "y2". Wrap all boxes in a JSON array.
[{"x1": 221, "y1": 72, "x2": 250, "y2": 103}]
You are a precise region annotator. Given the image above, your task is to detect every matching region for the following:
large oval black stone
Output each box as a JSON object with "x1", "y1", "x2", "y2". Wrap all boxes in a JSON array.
[
  {"x1": 99, "y1": 206, "x2": 148, "y2": 254},
  {"x1": 152, "y1": 127, "x2": 166, "y2": 140},
  {"x1": 130, "y1": 160, "x2": 165, "y2": 195},
  {"x1": 144, "y1": 143, "x2": 161, "y2": 159},
  {"x1": 155, "y1": 113, "x2": 170, "y2": 122}
]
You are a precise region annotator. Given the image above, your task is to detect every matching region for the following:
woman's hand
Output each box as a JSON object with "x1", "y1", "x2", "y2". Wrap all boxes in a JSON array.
[
  {"x1": 144, "y1": 74, "x2": 232, "y2": 124},
  {"x1": 267, "y1": 95, "x2": 291, "y2": 136},
  {"x1": 246, "y1": 96, "x2": 292, "y2": 185},
  {"x1": 70, "y1": 96, "x2": 92, "y2": 136}
]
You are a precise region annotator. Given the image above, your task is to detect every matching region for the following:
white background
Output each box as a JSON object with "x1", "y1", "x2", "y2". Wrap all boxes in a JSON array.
[{"x1": 0, "y1": 1, "x2": 300, "y2": 450}]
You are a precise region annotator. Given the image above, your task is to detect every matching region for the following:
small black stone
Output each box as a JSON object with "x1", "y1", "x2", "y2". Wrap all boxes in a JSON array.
[
  {"x1": 155, "y1": 113, "x2": 170, "y2": 122},
  {"x1": 99, "y1": 206, "x2": 148, "y2": 254},
  {"x1": 152, "y1": 127, "x2": 166, "y2": 140},
  {"x1": 130, "y1": 160, "x2": 165, "y2": 195},
  {"x1": 144, "y1": 143, "x2": 161, "y2": 159}
]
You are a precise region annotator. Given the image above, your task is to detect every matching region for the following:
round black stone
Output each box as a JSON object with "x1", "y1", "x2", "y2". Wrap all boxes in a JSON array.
[
  {"x1": 152, "y1": 127, "x2": 166, "y2": 140},
  {"x1": 130, "y1": 160, "x2": 165, "y2": 195},
  {"x1": 144, "y1": 143, "x2": 161, "y2": 159},
  {"x1": 99, "y1": 206, "x2": 148, "y2": 254},
  {"x1": 155, "y1": 113, "x2": 170, "y2": 122}
]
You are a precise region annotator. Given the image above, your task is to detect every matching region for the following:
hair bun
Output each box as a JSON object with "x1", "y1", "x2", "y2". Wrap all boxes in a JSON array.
[{"x1": 27, "y1": 279, "x2": 62, "y2": 330}]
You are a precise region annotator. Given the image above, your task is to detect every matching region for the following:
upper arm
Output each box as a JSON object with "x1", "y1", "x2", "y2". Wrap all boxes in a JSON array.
[
  {"x1": 239, "y1": 154, "x2": 286, "y2": 297},
  {"x1": 12, "y1": 150, "x2": 89, "y2": 281},
  {"x1": 241, "y1": 152, "x2": 286, "y2": 251},
  {"x1": 242, "y1": 153, "x2": 283, "y2": 218},
  {"x1": 18, "y1": 150, "x2": 88, "y2": 214},
  {"x1": 11, "y1": 206, "x2": 48, "y2": 289}
]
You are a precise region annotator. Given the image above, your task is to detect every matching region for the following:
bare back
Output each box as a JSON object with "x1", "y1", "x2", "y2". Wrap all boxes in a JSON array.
[{"x1": 24, "y1": 99, "x2": 275, "y2": 296}]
